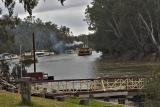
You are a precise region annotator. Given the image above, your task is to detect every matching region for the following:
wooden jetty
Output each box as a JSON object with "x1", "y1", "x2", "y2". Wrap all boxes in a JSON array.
[{"x1": 31, "y1": 76, "x2": 146, "y2": 97}]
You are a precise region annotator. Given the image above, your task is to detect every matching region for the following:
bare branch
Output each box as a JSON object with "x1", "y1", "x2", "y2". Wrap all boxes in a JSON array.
[
  {"x1": 130, "y1": 24, "x2": 143, "y2": 47},
  {"x1": 138, "y1": 13, "x2": 157, "y2": 45},
  {"x1": 112, "y1": 16, "x2": 122, "y2": 37},
  {"x1": 108, "y1": 21, "x2": 120, "y2": 38}
]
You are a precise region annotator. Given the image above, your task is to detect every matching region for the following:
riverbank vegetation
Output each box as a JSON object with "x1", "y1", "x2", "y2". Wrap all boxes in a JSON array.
[
  {"x1": 0, "y1": 1, "x2": 83, "y2": 54},
  {"x1": 0, "y1": 15, "x2": 77, "y2": 54},
  {"x1": 85, "y1": 0, "x2": 160, "y2": 61},
  {"x1": 144, "y1": 68, "x2": 160, "y2": 107},
  {"x1": 0, "y1": 91, "x2": 123, "y2": 107},
  {"x1": 94, "y1": 59, "x2": 160, "y2": 74}
]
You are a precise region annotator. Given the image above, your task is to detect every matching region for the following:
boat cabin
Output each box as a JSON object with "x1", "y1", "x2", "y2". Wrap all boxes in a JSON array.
[
  {"x1": 78, "y1": 48, "x2": 92, "y2": 56},
  {"x1": 26, "y1": 72, "x2": 54, "y2": 81}
]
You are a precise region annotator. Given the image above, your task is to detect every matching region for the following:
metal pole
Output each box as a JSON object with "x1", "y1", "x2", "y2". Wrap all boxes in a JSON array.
[
  {"x1": 32, "y1": 32, "x2": 36, "y2": 73},
  {"x1": 20, "y1": 45, "x2": 23, "y2": 78}
]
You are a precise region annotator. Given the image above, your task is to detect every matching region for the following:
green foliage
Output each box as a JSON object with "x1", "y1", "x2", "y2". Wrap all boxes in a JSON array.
[
  {"x1": 0, "y1": 60, "x2": 10, "y2": 81},
  {"x1": 10, "y1": 17, "x2": 71, "y2": 53},
  {"x1": 0, "y1": 14, "x2": 72, "y2": 54},
  {"x1": 1, "y1": 0, "x2": 66, "y2": 16},
  {"x1": 0, "y1": 1, "x2": 71, "y2": 53},
  {"x1": 0, "y1": 15, "x2": 20, "y2": 53},
  {"x1": 144, "y1": 100, "x2": 160, "y2": 107},
  {"x1": 145, "y1": 68, "x2": 160, "y2": 104},
  {"x1": 66, "y1": 97, "x2": 123, "y2": 107},
  {"x1": 0, "y1": 26, "x2": 14, "y2": 53},
  {"x1": 85, "y1": 0, "x2": 160, "y2": 59},
  {"x1": 1, "y1": 0, "x2": 38, "y2": 16},
  {"x1": 0, "y1": 92, "x2": 123, "y2": 107}
]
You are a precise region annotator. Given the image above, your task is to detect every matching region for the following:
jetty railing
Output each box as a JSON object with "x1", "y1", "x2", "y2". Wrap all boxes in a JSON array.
[{"x1": 31, "y1": 76, "x2": 146, "y2": 95}]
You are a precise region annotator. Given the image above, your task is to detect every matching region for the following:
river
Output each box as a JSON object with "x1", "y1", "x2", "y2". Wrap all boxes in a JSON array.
[
  {"x1": 27, "y1": 51, "x2": 157, "y2": 107},
  {"x1": 27, "y1": 51, "x2": 102, "y2": 80},
  {"x1": 27, "y1": 51, "x2": 155, "y2": 80}
]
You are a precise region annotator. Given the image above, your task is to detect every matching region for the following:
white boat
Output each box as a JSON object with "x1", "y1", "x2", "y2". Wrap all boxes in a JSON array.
[
  {"x1": 0, "y1": 53, "x2": 12, "y2": 60},
  {"x1": 35, "y1": 51, "x2": 45, "y2": 57},
  {"x1": 35, "y1": 50, "x2": 55, "y2": 57},
  {"x1": 65, "y1": 50, "x2": 75, "y2": 54}
]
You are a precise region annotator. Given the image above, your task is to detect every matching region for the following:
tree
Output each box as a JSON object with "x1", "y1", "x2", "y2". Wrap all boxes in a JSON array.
[
  {"x1": 1, "y1": 0, "x2": 66, "y2": 16},
  {"x1": 85, "y1": 0, "x2": 160, "y2": 60},
  {"x1": 60, "y1": 26, "x2": 70, "y2": 36},
  {"x1": 0, "y1": 0, "x2": 68, "y2": 53},
  {"x1": 0, "y1": 15, "x2": 16, "y2": 53},
  {"x1": 0, "y1": 60, "x2": 10, "y2": 81},
  {"x1": 11, "y1": 63, "x2": 27, "y2": 79}
]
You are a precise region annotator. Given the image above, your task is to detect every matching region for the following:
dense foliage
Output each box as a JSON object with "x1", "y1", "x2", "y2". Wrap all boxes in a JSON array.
[
  {"x1": 0, "y1": 15, "x2": 18, "y2": 53},
  {"x1": 85, "y1": 0, "x2": 160, "y2": 60},
  {"x1": 0, "y1": 14, "x2": 74, "y2": 54},
  {"x1": 5, "y1": 17, "x2": 72, "y2": 53},
  {"x1": 0, "y1": 0, "x2": 75, "y2": 54},
  {"x1": 144, "y1": 69, "x2": 160, "y2": 107},
  {"x1": 1, "y1": 0, "x2": 65, "y2": 16}
]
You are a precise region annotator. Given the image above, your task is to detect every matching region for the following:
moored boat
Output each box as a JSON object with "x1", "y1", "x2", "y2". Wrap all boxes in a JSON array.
[
  {"x1": 77, "y1": 35, "x2": 92, "y2": 56},
  {"x1": 78, "y1": 47, "x2": 92, "y2": 56},
  {"x1": 65, "y1": 50, "x2": 75, "y2": 54}
]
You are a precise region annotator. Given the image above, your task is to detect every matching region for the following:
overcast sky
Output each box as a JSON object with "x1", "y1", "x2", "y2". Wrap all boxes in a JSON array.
[{"x1": 1, "y1": 0, "x2": 92, "y2": 36}]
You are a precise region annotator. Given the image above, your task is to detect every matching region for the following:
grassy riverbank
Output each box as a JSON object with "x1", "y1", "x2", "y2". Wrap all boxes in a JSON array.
[
  {"x1": 95, "y1": 60, "x2": 160, "y2": 75},
  {"x1": 0, "y1": 91, "x2": 123, "y2": 107}
]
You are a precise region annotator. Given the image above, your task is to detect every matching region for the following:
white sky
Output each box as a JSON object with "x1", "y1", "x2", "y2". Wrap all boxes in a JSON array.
[{"x1": 0, "y1": 0, "x2": 92, "y2": 36}]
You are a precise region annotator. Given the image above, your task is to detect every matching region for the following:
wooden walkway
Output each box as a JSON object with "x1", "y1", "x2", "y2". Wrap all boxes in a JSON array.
[{"x1": 31, "y1": 76, "x2": 146, "y2": 96}]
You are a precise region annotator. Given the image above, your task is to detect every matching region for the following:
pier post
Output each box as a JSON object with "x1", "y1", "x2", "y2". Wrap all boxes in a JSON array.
[
  {"x1": 101, "y1": 79, "x2": 106, "y2": 91},
  {"x1": 73, "y1": 81, "x2": 75, "y2": 93},
  {"x1": 32, "y1": 32, "x2": 36, "y2": 73},
  {"x1": 19, "y1": 77, "x2": 31, "y2": 104}
]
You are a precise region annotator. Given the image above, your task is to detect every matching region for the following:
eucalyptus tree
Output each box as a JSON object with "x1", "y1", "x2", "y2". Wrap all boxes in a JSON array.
[
  {"x1": 85, "y1": 0, "x2": 160, "y2": 59},
  {"x1": 1, "y1": 0, "x2": 66, "y2": 16},
  {"x1": 60, "y1": 26, "x2": 70, "y2": 36},
  {"x1": 0, "y1": 0, "x2": 66, "y2": 52}
]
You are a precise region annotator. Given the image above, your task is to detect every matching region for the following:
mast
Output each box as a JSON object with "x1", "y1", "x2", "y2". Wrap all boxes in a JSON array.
[
  {"x1": 32, "y1": 32, "x2": 36, "y2": 73},
  {"x1": 20, "y1": 45, "x2": 23, "y2": 77}
]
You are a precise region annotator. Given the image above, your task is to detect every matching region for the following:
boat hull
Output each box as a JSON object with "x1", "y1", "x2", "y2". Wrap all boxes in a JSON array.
[
  {"x1": 78, "y1": 48, "x2": 92, "y2": 56},
  {"x1": 78, "y1": 52, "x2": 92, "y2": 56}
]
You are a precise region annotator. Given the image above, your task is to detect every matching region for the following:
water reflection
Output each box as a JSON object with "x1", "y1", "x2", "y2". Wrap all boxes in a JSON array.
[{"x1": 28, "y1": 51, "x2": 102, "y2": 80}]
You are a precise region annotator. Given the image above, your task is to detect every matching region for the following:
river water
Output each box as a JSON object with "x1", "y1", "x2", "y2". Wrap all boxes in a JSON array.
[
  {"x1": 27, "y1": 51, "x2": 102, "y2": 80},
  {"x1": 27, "y1": 51, "x2": 156, "y2": 107},
  {"x1": 27, "y1": 51, "x2": 155, "y2": 80}
]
